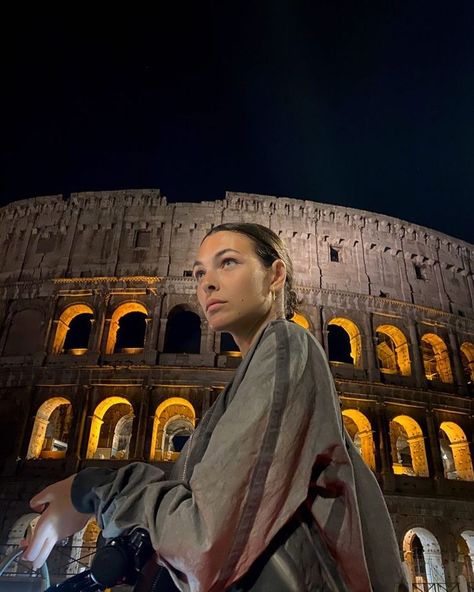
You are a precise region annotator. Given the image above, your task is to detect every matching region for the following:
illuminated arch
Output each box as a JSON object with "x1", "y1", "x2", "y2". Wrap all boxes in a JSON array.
[
  {"x1": 458, "y1": 531, "x2": 474, "y2": 585},
  {"x1": 7, "y1": 513, "x2": 40, "y2": 546},
  {"x1": 327, "y1": 317, "x2": 362, "y2": 367},
  {"x1": 375, "y1": 325, "x2": 411, "y2": 376},
  {"x1": 69, "y1": 519, "x2": 102, "y2": 575},
  {"x1": 86, "y1": 396, "x2": 134, "y2": 459},
  {"x1": 439, "y1": 422, "x2": 474, "y2": 481},
  {"x1": 421, "y1": 333, "x2": 453, "y2": 383},
  {"x1": 26, "y1": 397, "x2": 72, "y2": 459},
  {"x1": 390, "y1": 415, "x2": 429, "y2": 477},
  {"x1": 342, "y1": 409, "x2": 375, "y2": 470},
  {"x1": 52, "y1": 304, "x2": 94, "y2": 354},
  {"x1": 150, "y1": 397, "x2": 196, "y2": 461},
  {"x1": 403, "y1": 528, "x2": 446, "y2": 587},
  {"x1": 162, "y1": 415, "x2": 195, "y2": 458},
  {"x1": 105, "y1": 302, "x2": 148, "y2": 354},
  {"x1": 460, "y1": 342, "x2": 474, "y2": 383},
  {"x1": 291, "y1": 312, "x2": 310, "y2": 330}
]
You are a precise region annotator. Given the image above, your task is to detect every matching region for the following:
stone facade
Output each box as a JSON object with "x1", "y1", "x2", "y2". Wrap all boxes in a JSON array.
[{"x1": 0, "y1": 189, "x2": 473, "y2": 587}]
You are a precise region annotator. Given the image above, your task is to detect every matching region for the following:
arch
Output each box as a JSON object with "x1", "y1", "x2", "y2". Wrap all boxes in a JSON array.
[
  {"x1": 105, "y1": 302, "x2": 148, "y2": 354},
  {"x1": 6, "y1": 513, "x2": 40, "y2": 546},
  {"x1": 291, "y1": 312, "x2": 310, "y2": 330},
  {"x1": 375, "y1": 324, "x2": 411, "y2": 376},
  {"x1": 52, "y1": 304, "x2": 94, "y2": 354},
  {"x1": 3, "y1": 309, "x2": 43, "y2": 356},
  {"x1": 26, "y1": 397, "x2": 72, "y2": 459},
  {"x1": 327, "y1": 317, "x2": 362, "y2": 367},
  {"x1": 390, "y1": 415, "x2": 429, "y2": 477},
  {"x1": 421, "y1": 333, "x2": 453, "y2": 383},
  {"x1": 219, "y1": 332, "x2": 241, "y2": 355},
  {"x1": 69, "y1": 519, "x2": 102, "y2": 574},
  {"x1": 461, "y1": 342, "x2": 474, "y2": 383},
  {"x1": 162, "y1": 415, "x2": 194, "y2": 457},
  {"x1": 403, "y1": 528, "x2": 446, "y2": 587},
  {"x1": 459, "y1": 531, "x2": 474, "y2": 586},
  {"x1": 150, "y1": 397, "x2": 196, "y2": 461},
  {"x1": 439, "y1": 421, "x2": 474, "y2": 481},
  {"x1": 163, "y1": 306, "x2": 201, "y2": 354},
  {"x1": 86, "y1": 396, "x2": 134, "y2": 459},
  {"x1": 111, "y1": 413, "x2": 134, "y2": 459},
  {"x1": 342, "y1": 409, "x2": 375, "y2": 470}
]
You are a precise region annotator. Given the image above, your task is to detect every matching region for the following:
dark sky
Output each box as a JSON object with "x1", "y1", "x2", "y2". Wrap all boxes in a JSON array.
[{"x1": 1, "y1": 3, "x2": 473, "y2": 243}]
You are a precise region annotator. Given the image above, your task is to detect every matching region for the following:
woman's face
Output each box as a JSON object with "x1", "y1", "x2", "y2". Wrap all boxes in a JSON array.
[{"x1": 194, "y1": 231, "x2": 275, "y2": 335}]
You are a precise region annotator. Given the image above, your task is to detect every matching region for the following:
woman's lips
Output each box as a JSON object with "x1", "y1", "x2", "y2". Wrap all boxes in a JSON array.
[{"x1": 207, "y1": 302, "x2": 225, "y2": 313}]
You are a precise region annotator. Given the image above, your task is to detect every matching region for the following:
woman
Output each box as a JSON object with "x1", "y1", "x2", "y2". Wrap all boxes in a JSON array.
[{"x1": 23, "y1": 223, "x2": 408, "y2": 591}]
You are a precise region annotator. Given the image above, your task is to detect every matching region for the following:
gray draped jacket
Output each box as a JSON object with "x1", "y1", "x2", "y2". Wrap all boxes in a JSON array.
[{"x1": 72, "y1": 319, "x2": 408, "y2": 592}]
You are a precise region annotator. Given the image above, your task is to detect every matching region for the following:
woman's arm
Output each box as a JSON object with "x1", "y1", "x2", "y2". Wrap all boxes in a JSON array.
[{"x1": 25, "y1": 322, "x2": 323, "y2": 591}]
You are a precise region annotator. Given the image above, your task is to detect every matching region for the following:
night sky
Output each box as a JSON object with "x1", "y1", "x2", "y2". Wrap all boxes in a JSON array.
[{"x1": 1, "y1": 3, "x2": 473, "y2": 243}]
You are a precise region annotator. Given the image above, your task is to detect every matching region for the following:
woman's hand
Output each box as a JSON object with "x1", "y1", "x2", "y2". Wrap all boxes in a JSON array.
[{"x1": 22, "y1": 474, "x2": 93, "y2": 569}]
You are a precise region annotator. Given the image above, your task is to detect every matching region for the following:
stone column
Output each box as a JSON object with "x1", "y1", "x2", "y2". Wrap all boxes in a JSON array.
[
  {"x1": 157, "y1": 318, "x2": 168, "y2": 352},
  {"x1": 406, "y1": 434, "x2": 429, "y2": 477},
  {"x1": 133, "y1": 386, "x2": 152, "y2": 460},
  {"x1": 91, "y1": 292, "x2": 109, "y2": 355},
  {"x1": 311, "y1": 305, "x2": 324, "y2": 346},
  {"x1": 363, "y1": 315, "x2": 379, "y2": 381},
  {"x1": 375, "y1": 402, "x2": 392, "y2": 479},
  {"x1": 448, "y1": 330, "x2": 468, "y2": 394},
  {"x1": 69, "y1": 386, "x2": 91, "y2": 461},
  {"x1": 200, "y1": 319, "x2": 215, "y2": 354},
  {"x1": 408, "y1": 320, "x2": 426, "y2": 388},
  {"x1": 14, "y1": 386, "x2": 35, "y2": 462},
  {"x1": 425, "y1": 410, "x2": 445, "y2": 480}
]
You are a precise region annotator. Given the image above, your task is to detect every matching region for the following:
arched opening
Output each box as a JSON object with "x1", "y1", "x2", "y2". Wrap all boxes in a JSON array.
[
  {"x1": 162, "y1": 416, "x2": 194, "y2": 457},
  {"x1": 86, "y1": 397, "x2": 134, "y2": 459},
  {"x1": 390, "y1": 415, "x2": 429, "y2": 477},
  {"x1": 439, "y1": 422, "x2": 474, "y2": 481},
  {"x1": 114, "y1": 312, "x2": 147, "y2": 353},
  {"x1": 327, "y1": 318, "x2": 362, "y2": 366},
  {"x1": 150, "y1": 397, "x2": 195, "y2": 461},
  {"x1": 69, "y1": 520, "x2": 102, "y2": 574},
  {"x1": 219, "y1": 332, "x2": 241, "y2": 356},
  {"x1": 403, "y1": 528, "x2": 446, "y2": 587},
  {"x1": 163, "y1": 307, "x2": 201, "y2": 354},
  {"x1": 460, "y1": 342, "x2": 474, "y2": 385},
  {"x1": 458, "y1": 531, "x2": 474, "y2": 586},
  {"x1": 290, "y1": 312, "x2": 310, "y2": 330},
  {"x1": 105, "y1": 302, "x2": 148, "y2": 354},
  {"x1": 421, "y1": 333, "x2": 453, "y2": 383},
  {"x1": 3, "y1": 309, "x2": 43, "y2": 356},
  {"x1": 375, "y1": 325, "x2": 411, "y2": 376},
  {"x1": 342, "y1": 409, "x2": 376, "y2": 470},
  {"x1": 6, "y1": 513, "x2": 39, "y2": 546},
  {"x1": 52, "y1": 304, "x2": 94, "y2": 354},
  {"x1": 27, "y1": 397, "x2": 72, "y2": 459},
  {"x1": 6, "y1": 513, "x2": 40, "y2": 575}
]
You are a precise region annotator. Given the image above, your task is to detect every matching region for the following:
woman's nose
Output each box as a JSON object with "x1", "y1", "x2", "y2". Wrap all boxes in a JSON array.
[{"x1": 203, "y1": 279, "x2": 217, "y2": 292}]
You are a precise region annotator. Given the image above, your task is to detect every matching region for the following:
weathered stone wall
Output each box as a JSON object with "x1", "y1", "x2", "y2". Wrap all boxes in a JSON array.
[{"x1": 0, "y1": 190, "x2": 472, "y2": 314}]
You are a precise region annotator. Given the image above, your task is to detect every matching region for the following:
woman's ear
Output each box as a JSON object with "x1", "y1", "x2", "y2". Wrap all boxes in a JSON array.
[{"x1": 270, "y1": 259, "x2": 286, "y2": 291}]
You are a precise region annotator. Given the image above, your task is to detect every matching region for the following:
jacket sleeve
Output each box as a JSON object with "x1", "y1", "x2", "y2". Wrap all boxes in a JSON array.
[{"x1": 71, "y1": 322, "x2": 317, "y2": 592}]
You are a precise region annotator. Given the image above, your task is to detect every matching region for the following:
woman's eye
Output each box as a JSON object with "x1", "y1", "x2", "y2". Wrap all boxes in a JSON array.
[
  {"x1": 222, "y1": 258, "x2": 237, "y2": 268},
  {"x1": 194, "y1": 270, "x2": 205, "y2": 281}
]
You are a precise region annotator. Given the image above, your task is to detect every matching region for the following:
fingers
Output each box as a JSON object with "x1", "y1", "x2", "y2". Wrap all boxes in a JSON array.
[
  {"x1": 22, "y1": 516, "x2": 53, "y2": 562},
  {"x1": 32, "y1": 536, "x2": 56, "y2": 570}
]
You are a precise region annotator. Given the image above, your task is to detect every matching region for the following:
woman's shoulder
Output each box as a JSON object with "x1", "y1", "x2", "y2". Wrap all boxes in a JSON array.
[{"x1": 263, "y1": 319, "x2": 327, "y2": 362}]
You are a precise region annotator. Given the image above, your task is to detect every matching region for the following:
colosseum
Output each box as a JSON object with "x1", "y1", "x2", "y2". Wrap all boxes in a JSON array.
[{"x1": 0, "y1": 188, "x2": 472, "y2": 590}]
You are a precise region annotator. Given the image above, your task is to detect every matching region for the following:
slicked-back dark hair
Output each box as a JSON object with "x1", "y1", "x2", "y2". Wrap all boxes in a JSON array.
[{"x1": 202, "y1": 222, "x2": 297, "y2": 320}]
